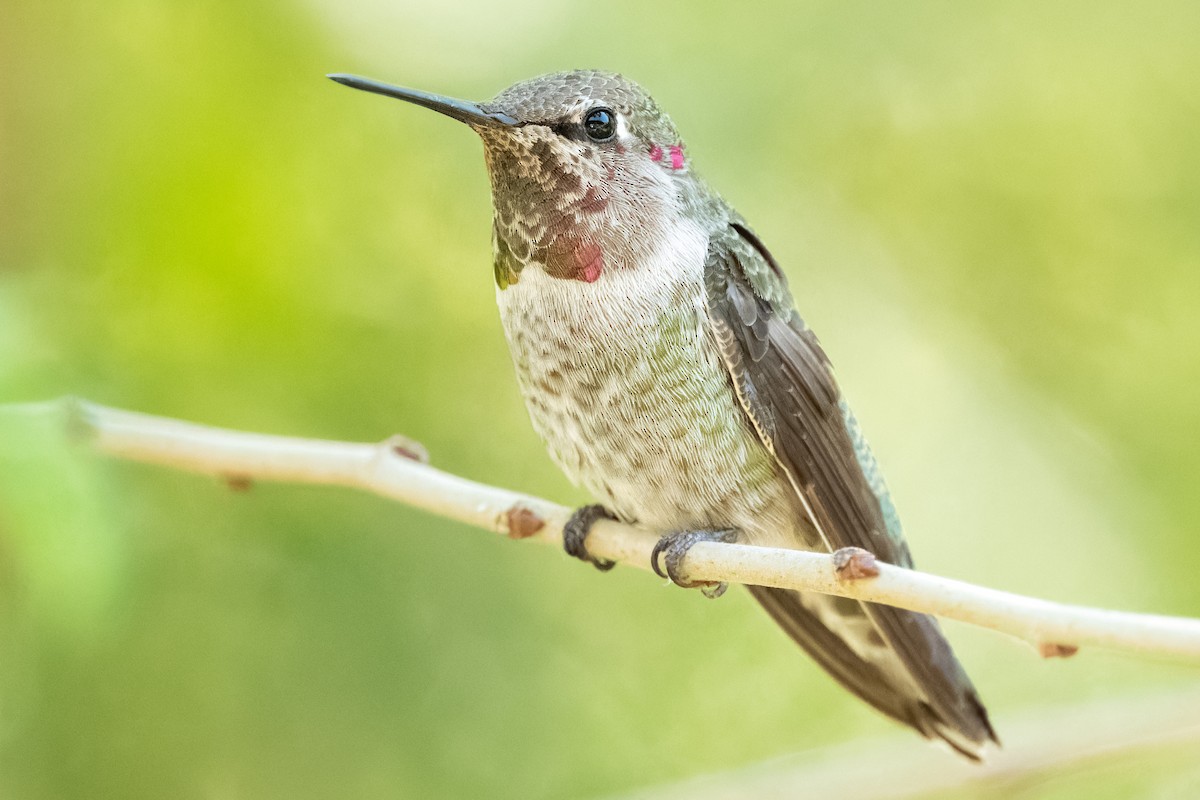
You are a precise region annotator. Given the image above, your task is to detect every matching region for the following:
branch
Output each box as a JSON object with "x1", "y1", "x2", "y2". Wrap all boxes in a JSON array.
[{"x1": 8, "y1": 398, "x2": 1200, "y2": 661}]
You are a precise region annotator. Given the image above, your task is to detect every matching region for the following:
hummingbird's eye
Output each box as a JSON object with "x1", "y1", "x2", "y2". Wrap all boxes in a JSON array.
[{"x1": 583, "y1": 107, "x2": 617, "y2": 142}]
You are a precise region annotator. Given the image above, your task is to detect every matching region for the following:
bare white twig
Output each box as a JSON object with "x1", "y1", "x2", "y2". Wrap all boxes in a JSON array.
[{"x1": 9, "y1": 397, "x2": 1200, "y2": 660}]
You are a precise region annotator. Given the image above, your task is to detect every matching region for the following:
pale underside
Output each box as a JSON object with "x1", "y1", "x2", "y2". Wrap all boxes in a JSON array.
[
  {"x1": 494, "y1": 221, "x2": 890, "y2": 664},
  {"x1": 496, "y1": 220, "x2": 801, "y2": 545}
]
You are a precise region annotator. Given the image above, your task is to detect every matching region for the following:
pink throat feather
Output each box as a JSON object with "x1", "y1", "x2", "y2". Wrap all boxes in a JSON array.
[{"x1": 649, "y1": 144, "x2": 685, "y2": 170}]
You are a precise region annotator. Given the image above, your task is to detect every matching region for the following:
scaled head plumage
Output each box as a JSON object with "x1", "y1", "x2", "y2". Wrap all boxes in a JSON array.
[
  {"x1": 329, "y1": 70, "x2": 709, "y2": 287},
  {"x1": 480, "y1": 70, "x2": 682, "y2": 146}
]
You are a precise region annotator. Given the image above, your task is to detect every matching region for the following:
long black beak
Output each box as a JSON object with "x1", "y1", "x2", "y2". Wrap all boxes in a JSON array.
[{"x1": 327, "y1": 73, "x2": 520, "y2": 128}]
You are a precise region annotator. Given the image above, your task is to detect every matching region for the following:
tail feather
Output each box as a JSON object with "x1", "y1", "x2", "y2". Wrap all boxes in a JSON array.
[{"x1": 747, "y1": 585, "x2": 996, "y2": 759}]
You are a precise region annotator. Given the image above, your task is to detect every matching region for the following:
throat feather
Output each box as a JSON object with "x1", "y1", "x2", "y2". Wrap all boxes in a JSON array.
[{"x1": 541, "y1": 236, "x2": 605, "y2": 283}]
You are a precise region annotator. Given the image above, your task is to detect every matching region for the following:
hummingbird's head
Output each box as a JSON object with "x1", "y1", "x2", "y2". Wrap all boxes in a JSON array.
[{"x1": 329, "y1": 70, "x2": 707, "y2": 288}]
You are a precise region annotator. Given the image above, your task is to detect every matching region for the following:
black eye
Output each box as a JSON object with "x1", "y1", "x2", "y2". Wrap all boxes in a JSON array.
[{"x1": 583, "y1": 107, "x2": 617, "y2": 142}]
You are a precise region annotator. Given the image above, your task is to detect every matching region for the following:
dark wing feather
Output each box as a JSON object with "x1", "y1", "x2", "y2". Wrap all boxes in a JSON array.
[{"x1": 704, "y1": 222, "x2": 997, "y2": 755}]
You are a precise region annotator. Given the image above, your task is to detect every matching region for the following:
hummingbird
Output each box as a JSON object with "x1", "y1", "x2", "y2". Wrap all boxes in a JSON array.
[{"x1": 329, "y1": 70, "x2": 997, "y2": 758}]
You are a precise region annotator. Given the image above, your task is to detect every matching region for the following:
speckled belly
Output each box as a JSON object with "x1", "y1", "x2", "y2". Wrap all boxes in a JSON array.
[{"x1": 496, "y1": 268, "x2": 805, "y2": 547}]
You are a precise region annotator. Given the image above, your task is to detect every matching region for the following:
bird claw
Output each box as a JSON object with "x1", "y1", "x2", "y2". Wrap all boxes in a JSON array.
[
  {"x1": 562, "y1": 504, "x2": 618, "y2": 571},
  {"x1": 651, "y1": 528, "x2": 738, "y2": 598}
]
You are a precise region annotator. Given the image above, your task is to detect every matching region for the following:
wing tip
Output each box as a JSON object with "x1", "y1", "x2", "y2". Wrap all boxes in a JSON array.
[{"x1": 918, "y1": 690, "x2": 1000, "y2": 762}]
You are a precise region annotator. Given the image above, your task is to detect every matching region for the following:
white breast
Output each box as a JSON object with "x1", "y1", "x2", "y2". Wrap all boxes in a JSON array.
[
  {"x1": 496, "y1": 219, "x2": 708, "y2": 344},
  {"x1": 494, "y1": 220, "x2": 798, "y2": 542}
]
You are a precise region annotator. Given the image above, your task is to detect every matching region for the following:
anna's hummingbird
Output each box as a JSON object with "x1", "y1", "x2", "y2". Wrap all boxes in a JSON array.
[{"x1": 330, "y1": 70, "x2": 997, "y2": 758}]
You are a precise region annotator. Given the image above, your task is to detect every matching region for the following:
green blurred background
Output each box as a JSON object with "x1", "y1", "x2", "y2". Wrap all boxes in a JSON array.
[{"x1": 2, "y1": 1, "x2": 1199, "y2": 797}]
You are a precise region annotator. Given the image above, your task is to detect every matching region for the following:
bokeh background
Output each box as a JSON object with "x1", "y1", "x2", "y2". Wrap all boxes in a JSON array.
[{"x1": 2, "y1": 1, "x2": 1199, "y2": 797}]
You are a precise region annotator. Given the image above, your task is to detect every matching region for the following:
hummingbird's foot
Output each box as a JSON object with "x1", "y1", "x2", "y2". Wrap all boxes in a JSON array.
[
  {"x1": 651, "y1": 528, "x2": 739, "y2": 599},
  {"x1": 562, "y1": 504, "x2": 618, "y2": 572}
]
